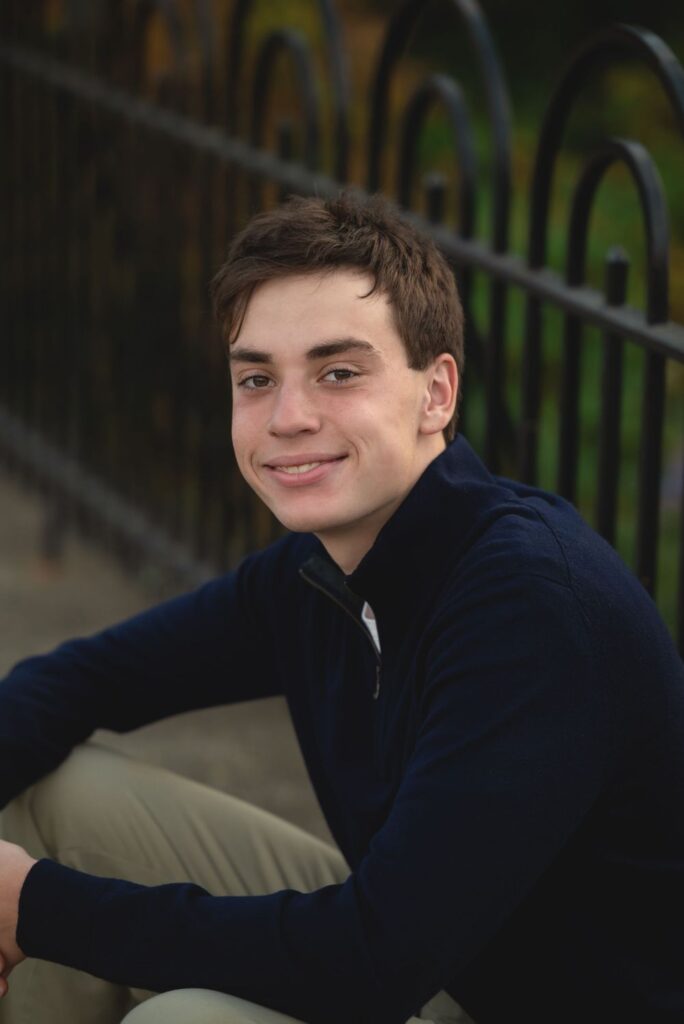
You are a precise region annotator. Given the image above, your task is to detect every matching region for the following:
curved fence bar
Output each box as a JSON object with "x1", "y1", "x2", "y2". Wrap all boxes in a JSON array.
[
  {"x1": 367, "y1": 0, "x2": 512, "y2": 251},
  {"x1": 248, "y1": 29, "x2": 321, "y2": 211},
  {"x1": 224, "y1": 0, "x2": 345, "y2": 248},
  {"x1": 528, "y1": 24, "x2": 684, "y2": 271},
  {"x1": 559, "y1": 139, "x2": 670, "y2": 593},
  {"x1": 227, "y1": 0, "x2": 348, "y2": 180},
  {"x1": 565, "y1": 140, "x2": 669, "y2": 319},
  {"x1": 0, "y1": 10, "x2": 682, "y2": 653},
  {"x1": 246, "y1": 28, "x2": 321, "y2": 218},
  {"x1": 396, "y1": 72, "x2": 476, "y2": 234}
]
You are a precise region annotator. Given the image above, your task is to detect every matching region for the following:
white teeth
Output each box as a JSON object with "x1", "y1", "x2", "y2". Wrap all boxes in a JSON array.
[{"x1": 277, "y1": 462, "x2": 322, "y2": 474}]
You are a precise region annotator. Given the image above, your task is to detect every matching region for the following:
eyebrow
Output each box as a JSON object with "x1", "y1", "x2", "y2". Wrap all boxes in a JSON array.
[{"x1": 228, "y1": 338, "x2": 379, "y2": 364}]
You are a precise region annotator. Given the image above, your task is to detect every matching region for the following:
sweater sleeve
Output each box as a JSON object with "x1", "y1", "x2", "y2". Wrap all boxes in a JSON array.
[
  {"x1": 17, "y1": 572, "x2": 621, "y2": 1024},
  {"x1": 0, "y1": 548, "x2": 282, "y2": 809}
]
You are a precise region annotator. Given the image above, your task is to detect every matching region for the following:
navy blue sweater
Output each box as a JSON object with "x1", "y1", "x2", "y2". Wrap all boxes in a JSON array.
[{"x1": 2, "y1": 437, "x2": 683, "y2": 1024}]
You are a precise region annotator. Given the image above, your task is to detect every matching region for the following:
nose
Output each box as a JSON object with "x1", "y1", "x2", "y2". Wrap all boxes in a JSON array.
[{"x1": 268, "y1": 383, "x2": 321, "y2": 437}]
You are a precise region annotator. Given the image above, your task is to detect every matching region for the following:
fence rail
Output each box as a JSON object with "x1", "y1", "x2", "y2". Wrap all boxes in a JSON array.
[{"x1": 1, "y1": 0, "x2": 682, "y2": 654}]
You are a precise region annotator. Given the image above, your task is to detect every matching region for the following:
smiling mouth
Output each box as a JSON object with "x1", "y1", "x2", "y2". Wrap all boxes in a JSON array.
[
  {"x1": 264, "y1": 455, "x2": 347, "y2": 476},
  {"x1": 276, "y1": 462, "x2": 325, "y2": 475}
]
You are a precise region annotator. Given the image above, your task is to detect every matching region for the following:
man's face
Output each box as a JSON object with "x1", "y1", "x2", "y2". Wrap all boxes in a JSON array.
[{"x1": 229, "y1": 270, "x2": 451, "y2": 572}]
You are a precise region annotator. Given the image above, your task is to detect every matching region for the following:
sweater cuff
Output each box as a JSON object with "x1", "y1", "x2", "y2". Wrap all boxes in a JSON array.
[{"x1": 17, "y1": 859, "x2": 111, "y2": 969}]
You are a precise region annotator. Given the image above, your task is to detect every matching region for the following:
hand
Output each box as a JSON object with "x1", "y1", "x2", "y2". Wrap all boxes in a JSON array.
[{"x1": 0, "y1": 840, "x2": 37, "y2": 995}]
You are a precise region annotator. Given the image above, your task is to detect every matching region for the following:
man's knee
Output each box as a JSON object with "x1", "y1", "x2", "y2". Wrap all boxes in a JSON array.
[
  {"x1": 2, "y1": 743, "x2": 152, "y2": 862},
  {"x1": 121, "y1": 989, "x2": 307, "y2": 1024}
]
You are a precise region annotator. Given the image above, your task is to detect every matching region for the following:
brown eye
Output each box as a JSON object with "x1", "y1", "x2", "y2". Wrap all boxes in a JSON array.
[
  {"x1": 322, "y1": 368, "x2": 358, "y2": 384},
  {"x1": 240, "y1": 375, "x2": 272, "y2": 389}
]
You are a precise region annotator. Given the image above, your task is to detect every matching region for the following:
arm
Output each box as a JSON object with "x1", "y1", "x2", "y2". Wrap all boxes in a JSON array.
[
  {"x1": 13, "y1": 573, "x2": 626, "y2": 1024},
  {"x1": 0, "y1": 548, "x2": 283, "y2": 809}
]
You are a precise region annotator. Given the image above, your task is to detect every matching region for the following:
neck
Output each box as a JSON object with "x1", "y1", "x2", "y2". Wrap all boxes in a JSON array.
[
  {"x1": 318, "y1": 512, "x2": 396, "y2": 576},
  {"x1": 317, "y1": 436, "x2": 446, "y2": 575}
]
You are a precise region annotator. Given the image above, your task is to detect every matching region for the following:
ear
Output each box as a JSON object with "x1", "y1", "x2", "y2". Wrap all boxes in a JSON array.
[{"x1": 419, "y1": 354, "x2": 458, "y2": 436}]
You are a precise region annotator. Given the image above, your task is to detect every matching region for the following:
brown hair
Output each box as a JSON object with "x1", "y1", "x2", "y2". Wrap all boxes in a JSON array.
[{"x1": 211, "y1": 191, "x2": 464, "y2": 440}]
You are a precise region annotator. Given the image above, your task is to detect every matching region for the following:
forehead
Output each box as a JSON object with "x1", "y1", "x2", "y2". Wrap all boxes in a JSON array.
[{"x1": 235, "y1": 270, "x2": 402, "y2": 357}]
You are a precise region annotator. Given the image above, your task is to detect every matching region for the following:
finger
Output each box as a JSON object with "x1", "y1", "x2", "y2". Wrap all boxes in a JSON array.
[{"x1": 0, "y1": 976, "x2": 8, "y2": 998}]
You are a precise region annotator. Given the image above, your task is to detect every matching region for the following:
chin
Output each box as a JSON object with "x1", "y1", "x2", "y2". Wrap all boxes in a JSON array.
[
  {"x1": 266, "y1": 500, "x2": 349, "y2": 537},
  {"x1": 273, "y1": 512, "x2": 336, "y2": 535}
]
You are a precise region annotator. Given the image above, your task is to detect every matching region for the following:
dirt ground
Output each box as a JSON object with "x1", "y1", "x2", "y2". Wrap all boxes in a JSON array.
[{"x1": 0, "y1": 470, "x2": 333, "y2": 844}]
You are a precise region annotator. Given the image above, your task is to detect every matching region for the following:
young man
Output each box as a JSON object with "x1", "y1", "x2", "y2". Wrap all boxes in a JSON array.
[{"x1": 0, "y1": 193, "x2": 682, "y2": 1024}]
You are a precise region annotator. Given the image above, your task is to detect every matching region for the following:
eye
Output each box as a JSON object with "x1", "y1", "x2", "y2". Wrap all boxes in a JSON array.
[
  {"x1": 238, "y1": 374, "x2": 273, "y2": 390},
  {"x1": 321, "y1": 368, "x2": 359, "y2": 384}
]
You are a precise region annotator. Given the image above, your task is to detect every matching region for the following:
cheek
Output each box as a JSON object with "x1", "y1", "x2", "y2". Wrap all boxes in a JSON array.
[
  {"x1": 372, "y1": 386, "x2": 422, "y2": 432},
  {"x1": 231, "y1": 407, "x2": 258, "y2": 465}
]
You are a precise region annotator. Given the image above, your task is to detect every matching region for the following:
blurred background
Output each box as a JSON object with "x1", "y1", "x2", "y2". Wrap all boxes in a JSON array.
[{"x1": 1, "y1": 0, "x2": 682, "y2": 829}]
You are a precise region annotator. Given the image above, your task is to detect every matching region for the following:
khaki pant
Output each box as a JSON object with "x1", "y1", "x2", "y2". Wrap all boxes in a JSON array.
[{"x1": 0, "y1": 743, "x2": 471, "y2": 1024}]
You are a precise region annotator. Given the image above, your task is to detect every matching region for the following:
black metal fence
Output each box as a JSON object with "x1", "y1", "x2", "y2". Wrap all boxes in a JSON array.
[{"x1": 1, "y1": 1, "x2": 683, "y2": 655}]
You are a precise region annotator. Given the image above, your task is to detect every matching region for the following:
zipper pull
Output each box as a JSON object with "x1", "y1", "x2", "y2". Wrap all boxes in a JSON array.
[{"x1": 373, "y1": 664, "x2": 380, "y2": 700}]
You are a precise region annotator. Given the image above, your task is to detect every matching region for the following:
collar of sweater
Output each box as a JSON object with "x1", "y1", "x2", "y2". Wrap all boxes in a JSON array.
[{"x1": 300, "y1": 435, "x2": 509, "y2": 654}]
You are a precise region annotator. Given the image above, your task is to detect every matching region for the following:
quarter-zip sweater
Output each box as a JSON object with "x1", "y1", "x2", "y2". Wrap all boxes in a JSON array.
[{"x1": 2, "y1": 437, "x2": 683, "y2": 1024}]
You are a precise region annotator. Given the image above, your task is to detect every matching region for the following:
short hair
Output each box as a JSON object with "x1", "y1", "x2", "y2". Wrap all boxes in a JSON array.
[{"x1": 211, "y1": 191, "x2": 464, "y2": 441}]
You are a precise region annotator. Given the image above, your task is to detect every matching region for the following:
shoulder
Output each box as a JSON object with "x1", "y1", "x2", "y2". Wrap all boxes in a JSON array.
[
  {"x1": 429, "y1": 496, "x2": 683, "y2": 732},
  {"x1": 453, "y1": 480, "x2": 658, "y2": 634}
]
